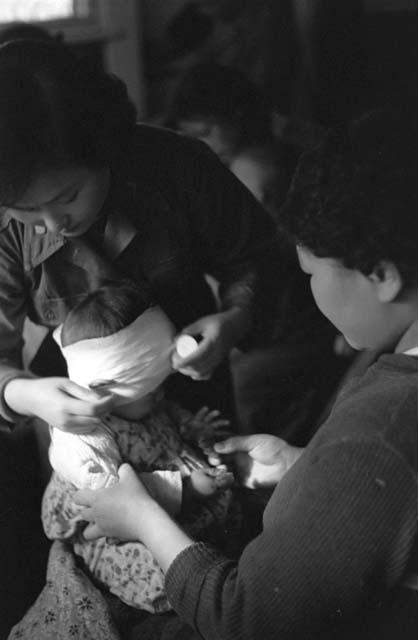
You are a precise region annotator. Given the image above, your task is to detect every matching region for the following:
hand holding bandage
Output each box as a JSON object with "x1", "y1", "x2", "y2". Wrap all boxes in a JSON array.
[{"x1": 172, "y1": 306, "x2": 252, "y2": 381}]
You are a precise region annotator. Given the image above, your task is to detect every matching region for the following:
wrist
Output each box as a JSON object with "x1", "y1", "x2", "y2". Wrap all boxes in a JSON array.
[
  {"x1": 278, "y1": 445, "x2": 304, "y2": 480},
  {"x1": 222, "y1": 306, "x2": 252, "y2": 343},
  {"x1": 134, "y1": 497, "x2": 193, "y2": 572},
  {"x1": 4, "y1": 377, "x2": 37, "y2": 416}
]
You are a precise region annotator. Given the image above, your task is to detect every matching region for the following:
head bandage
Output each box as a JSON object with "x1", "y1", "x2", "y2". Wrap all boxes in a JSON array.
[
  {"x1": 49, "y1": 306, "x2": 176, "y2": 490},
  {"x1": 53, "y1": 306, "x2": 176, "y2": 400}
]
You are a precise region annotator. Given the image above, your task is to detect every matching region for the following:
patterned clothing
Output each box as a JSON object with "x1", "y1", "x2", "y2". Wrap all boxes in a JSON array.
[{"x1": 42, "y1": 398, "x2": 241, "y2": 613}]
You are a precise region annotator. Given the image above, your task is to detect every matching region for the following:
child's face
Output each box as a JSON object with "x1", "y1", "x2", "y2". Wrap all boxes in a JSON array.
[
  {"x1": 297, "y1": 246, "x2": 395, "y2": 350},
  {"x1": 3, "y1": 165, "x2": 110, "y2": 236}
]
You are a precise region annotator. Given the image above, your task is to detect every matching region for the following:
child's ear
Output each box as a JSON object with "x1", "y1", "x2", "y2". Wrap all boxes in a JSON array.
[{"x1": 369, "y1": 260, "x2": 403, "y2": 302}]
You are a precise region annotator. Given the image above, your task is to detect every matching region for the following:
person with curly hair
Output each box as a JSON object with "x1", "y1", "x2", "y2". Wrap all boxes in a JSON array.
[{"x1": 75, "y1": 109, "x2": 418, "y2": 639}]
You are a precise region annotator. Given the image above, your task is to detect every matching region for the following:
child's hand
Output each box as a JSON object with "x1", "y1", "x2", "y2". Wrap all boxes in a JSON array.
[
  {"x1": 183, "y1": 466, "x2": 235, "y2": 504},
  {"x1": 187, "y1": 406, "x2": 231, "y2": 435},
  {"x1": 181, "y1": 405, "x2": 232, "y2": 450}
]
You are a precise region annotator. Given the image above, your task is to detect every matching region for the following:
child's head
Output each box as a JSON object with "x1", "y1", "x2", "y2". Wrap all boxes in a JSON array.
[
  {"x1": 61, "y1": 281, "x2": 153, "y2": 348},
  {"x1": 278, "y1": 108, "x2": 418, "y2": 351},
  {"x1": 0, "y1": 39, "x2": 136, "y2": 235},
  {"x1": 55, "y1": 281, "x2": 176, "y2": 408},
  {"x1": 166, "y1": 62, "x2": 272, "y2": 164}
]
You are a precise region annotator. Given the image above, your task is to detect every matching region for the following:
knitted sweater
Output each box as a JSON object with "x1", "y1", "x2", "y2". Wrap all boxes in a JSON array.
[{"x1": 166, "y1": 352, "x2": 418, "y2": 639}]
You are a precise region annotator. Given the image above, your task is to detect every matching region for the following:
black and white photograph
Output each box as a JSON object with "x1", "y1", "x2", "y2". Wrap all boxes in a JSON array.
[{"x1": 1, "y1": 1, "x2": 418, "y2": 638}]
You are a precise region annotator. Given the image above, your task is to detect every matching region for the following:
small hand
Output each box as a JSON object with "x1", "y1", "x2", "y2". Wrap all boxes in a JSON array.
[
  {"x1": 171, "y1": 307, "x2": 251, "y2": 381},
  {"x1": 183, "y1": 466, "x2": 235, "y2": 504},
  {"x1": 214, "y1": 434, "x2": 304, "y2": 488},
  {"x1": 74, "y1": 463, "x2": 151, "y2": 541},
  {"x1": 4, "y1": 376, "x2": 116, "y2": 433},
  {"x1": 182, "y1": 405, "x2": 231, "y2": 445}
]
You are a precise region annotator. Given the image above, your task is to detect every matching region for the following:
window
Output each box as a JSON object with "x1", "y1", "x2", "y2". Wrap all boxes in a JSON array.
[
  {"x1": 0, "y1": 1, "x2": 92, "y2": 25},
  {"x1": 0, "y1": 0, "x2": 145, "y2": 115}
]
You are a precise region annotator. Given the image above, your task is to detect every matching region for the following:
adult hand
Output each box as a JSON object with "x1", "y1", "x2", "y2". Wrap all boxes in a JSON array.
[
  {"x1": 4, "y1": 376, "x2": 116, "y2": 433},
  {"x1": 75, "y1": 463, "x2": 152, "y2": 541},
  {"x1": 214, "y1": 434, "x2": 304, "y2": 488},
  {"x1": 172, "y1": 306, "x2": 251, "y2": 380}
]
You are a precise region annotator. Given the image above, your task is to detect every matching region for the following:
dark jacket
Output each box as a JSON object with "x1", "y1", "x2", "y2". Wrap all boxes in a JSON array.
[
  {"x1": 167, "y1": 352, "x2": 418, "y2": 640},
  {"x1": 0, "y1": 125, "x2": 279, "y2": 422}
]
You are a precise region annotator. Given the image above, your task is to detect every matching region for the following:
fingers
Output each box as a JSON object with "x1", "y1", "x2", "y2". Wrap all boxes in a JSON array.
[
  {"x1": 176, "y1": 367, "x2": 213, "y2": 381},
  {"x1": 209, "y1": 418, "x2": 231, "y2": 429},
  {"x1": 207, "y1": 451, "x2": 222, "y2": 466},
  {"x1": 214, "y1": 435, "x2": 259, "y2": 454},
  {"x1": 61, "y1": 380, "x2": 116, "y2": 415},
  {"x1": 192, "y1": 407, "x2": 230, "y2": 427},
  {"x1": 192, "y1": 406, "x2": 210, "y2": 421},
  {"x1": 172, "y1": 335, "x2": 219, "y2": 378},
  {"x1": 203, "y1": 409, "x2": 228, "y2": 425},
  {"x1": 82, "y1": 522, "x2": 104, "y2": 541},
  {"x1": 179, "y1": 319, "x2": 202, "y2": 337},
  {"x1": 117, "y1": 463, "x2": 136, "y2": 482},
  {"x1": 73, "y1": 488, "x2": 95, "y2": 507}
]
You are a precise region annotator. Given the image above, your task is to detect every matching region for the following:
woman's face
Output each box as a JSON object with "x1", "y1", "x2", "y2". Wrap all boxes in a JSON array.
[
  {"x1": 3, "y1": 166, "x2": 110, "y2": 236},
  {"x1": 178, "y1": 118, "x2": 237, "y2": 165}
]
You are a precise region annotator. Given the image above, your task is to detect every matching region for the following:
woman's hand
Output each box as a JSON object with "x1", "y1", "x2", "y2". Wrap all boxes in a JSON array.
[
  {"x1": 75, "y1": 464, "x2": 195, "y2": 572},
  {"x1": 214, "y1": 434, "x2": 304, "y2": 488},
  {"x1": 171, "y1": 306, "x2": 251, "y2": 380},
  {"x1": 75, "y1": 463, "x2": 152, "y2": 541},
  {"x1": 4, "y1": 376, "x2": 116, "y2": 433}
]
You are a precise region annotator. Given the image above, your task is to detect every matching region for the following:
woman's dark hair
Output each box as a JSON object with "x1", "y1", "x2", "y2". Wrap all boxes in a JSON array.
[
  {"x1": 0, "y1": 39, "x2": 137, "y2": 205},
  {"x1": 278, "y1": 108, "x2": 418, "y2": 286},
  {"x1": 61, "y1": 280, "x2": 153, "y2": 347},
  {"x1": 166, "y1": 62, "x2": 272, "y2": 148},
  {"x1": 0, "y1": 21, "x2": 60, "y2": 44}
]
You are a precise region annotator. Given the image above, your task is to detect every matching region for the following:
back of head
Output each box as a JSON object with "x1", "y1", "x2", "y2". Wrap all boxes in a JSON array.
[
  {"x1": 58, "y1": 280, "x2": 175, "y2": 401},
  {"x1": 0, "y1": 39, "x2": 137, "y2": 206},
  {"x1": 0, "y1": 22, "x2": 59, "y2": 45},
  {"x1": 166, "y1": 62, "x2": 272, "y2": 147},
  {"x1": 61, "y1": 280, "x2": 153, "y2": 347},
  {"x1": 279, "y1": 107, "x2": 418, "y2": 288}
]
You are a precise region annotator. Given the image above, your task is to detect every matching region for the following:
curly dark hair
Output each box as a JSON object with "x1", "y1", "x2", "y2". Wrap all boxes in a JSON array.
[
  {"x1": 279, "y1": 108, "x2": 418, "y2": 286},
  {"x1": 0, "y1": 39, "x2": 137, "y2": 205}
]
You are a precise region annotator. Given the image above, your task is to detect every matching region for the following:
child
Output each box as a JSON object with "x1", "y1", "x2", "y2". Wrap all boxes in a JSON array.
[{"x1": 41, "y1": 280, "x2": 238, "y2": 615}]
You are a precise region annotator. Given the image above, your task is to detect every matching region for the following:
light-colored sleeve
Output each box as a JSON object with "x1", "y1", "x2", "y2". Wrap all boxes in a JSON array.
[{"x1": 48, "y1": 423, "x2": 121, "y2": 489}]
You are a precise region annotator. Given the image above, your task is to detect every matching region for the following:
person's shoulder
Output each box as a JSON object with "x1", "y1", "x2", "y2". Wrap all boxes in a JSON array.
[
  {"x1": 321, "y1": 352, "x2": 418, "y2": 464},
  {"x1": 130, "y1": 123, "x2": 212, "y2": 162}
]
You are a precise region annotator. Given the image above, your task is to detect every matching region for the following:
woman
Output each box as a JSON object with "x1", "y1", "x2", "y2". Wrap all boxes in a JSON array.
[{"x1": 0, "y1": 39, "x2": 278, "y2": 634}]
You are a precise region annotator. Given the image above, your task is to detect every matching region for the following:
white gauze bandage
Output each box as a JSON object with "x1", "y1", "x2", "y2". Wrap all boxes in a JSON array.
[
  {"x1": 49, "y1": 306, "x2": 176, "y2": 490},
  {"x1": 54, "y1": 306, "x2": 176, "y2": 398}
]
